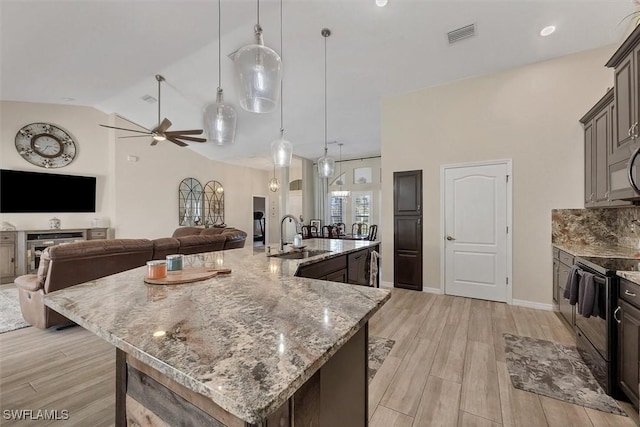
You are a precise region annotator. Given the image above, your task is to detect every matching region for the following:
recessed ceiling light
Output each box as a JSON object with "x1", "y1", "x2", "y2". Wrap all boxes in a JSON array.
[
  {"x1": 540, "y1": 25, "x2": 556, "y2": 37},
  {"x1": 376, "y1": 0, "x2": 388, "y2": 7},
  {"x1": 61, "y1": 97, "x2": 75, "y2": 102}
]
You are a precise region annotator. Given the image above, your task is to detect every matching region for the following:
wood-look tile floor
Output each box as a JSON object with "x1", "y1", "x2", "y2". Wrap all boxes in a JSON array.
[{"x1": 0, "y1": 288, "x2": 638, "y2": 426}]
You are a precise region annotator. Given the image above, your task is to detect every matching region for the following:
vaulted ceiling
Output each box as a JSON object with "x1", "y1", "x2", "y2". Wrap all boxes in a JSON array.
[{"x1": 1, "y1": 0, "x2": 634, "y2": 170}]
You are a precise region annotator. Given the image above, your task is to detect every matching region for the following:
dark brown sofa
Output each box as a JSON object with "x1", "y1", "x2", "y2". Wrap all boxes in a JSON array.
[
  {"x1": 14, "y1": 227, "x2": 247, "y2": 329},
  {"x1": 15, "y1": 239, "x2": 153, "y2": 329}
]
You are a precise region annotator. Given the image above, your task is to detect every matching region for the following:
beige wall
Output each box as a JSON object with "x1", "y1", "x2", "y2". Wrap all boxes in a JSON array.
[
  {"x1": 381, "y1": 45, "x2": 616, "y2": 305},
  {"x1": 0, "y1": 101, "x2": 114, "y2": 230},
  {"x1": 0, "y1": 101, "x2": 271, "y2": 240}
]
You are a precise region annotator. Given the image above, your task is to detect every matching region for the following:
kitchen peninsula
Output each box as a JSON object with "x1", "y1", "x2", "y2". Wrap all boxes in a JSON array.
[{"x1": 45, "y1": 239, "x2": 389, "y2": 426}]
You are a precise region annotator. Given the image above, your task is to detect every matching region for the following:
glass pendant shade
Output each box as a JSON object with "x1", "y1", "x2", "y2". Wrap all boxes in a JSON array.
[
  {"x1": 204, "y1": 89, "x2": 237, "y2": 146},
  {"x1": 234, "y1": 25, "x2": 282, "y2": 114},
  {"x1": 269, "y1": 177, "x2": 280, "y2": 192},
  {"x1": 270, "y1": 132, "x2": 292, "y2": 167},
  {"x1": 317, "y1": 154, "x2": 335, "y2": 179}
]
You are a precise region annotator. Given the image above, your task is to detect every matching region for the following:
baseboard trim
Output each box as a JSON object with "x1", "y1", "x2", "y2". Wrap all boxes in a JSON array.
[
  {"x1": 422, "y1": 287, "x2": 443, "y2": 295},
  {"x1": 380, "y1": 281, "x2": 393, "y2": 289},
  {"x1": 511, "y1": 299, "x2": 555, "y2": 311}
]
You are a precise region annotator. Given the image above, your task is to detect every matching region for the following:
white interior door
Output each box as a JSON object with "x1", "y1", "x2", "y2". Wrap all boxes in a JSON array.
[{"x1": 443, "y1": 162, "x2": 510, "y2": 302}]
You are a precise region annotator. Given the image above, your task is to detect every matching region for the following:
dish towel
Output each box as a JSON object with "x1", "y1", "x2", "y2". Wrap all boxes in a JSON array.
[
  {"x1": 563, "y1": 265, "x2": 581, "y2": 305},
  {"x1": 369, "y1": 251, "x2": 380, "y2": 287},
  {"x1": 578, "y1": 272, "x2": 596, "y2": 318}
]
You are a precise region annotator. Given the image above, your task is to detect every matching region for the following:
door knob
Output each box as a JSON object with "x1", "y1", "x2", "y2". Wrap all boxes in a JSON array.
[{"x1": 446, "y1": 235, "x2": 456, "y2": 241}]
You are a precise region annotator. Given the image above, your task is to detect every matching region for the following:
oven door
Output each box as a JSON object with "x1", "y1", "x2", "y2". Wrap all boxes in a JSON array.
[{"x1": 574, "y1": 272, "x2": 610, "y2": 361}]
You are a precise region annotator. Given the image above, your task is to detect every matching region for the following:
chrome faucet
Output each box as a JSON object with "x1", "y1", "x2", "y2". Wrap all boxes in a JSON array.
[{"x1": 280, "y1": 214, "x2": 300, "y2": 252}]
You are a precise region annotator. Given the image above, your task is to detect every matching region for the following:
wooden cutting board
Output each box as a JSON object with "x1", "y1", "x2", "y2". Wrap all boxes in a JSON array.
[{"x1": 144, "y1": 268, "x2": 232, "y2": 285}]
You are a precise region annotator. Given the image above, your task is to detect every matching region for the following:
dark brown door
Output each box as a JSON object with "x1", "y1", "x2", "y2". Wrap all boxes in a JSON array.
[{"x1": 393, "y1": 170, "x2": 422, "y2": 291}]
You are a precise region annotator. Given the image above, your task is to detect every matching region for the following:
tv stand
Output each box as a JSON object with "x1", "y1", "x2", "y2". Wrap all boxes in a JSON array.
[{"x1": 0, "y1": 228, "x2": 108, "y2": 283}]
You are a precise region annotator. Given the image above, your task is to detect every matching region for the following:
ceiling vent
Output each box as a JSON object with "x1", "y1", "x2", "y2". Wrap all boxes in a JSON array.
[
  {"x1": 447, "y1": 23, "x2": 476, "y2": 44},
  {"x1": 140, "y1": 94, "x2": 157, "y2": 103}
]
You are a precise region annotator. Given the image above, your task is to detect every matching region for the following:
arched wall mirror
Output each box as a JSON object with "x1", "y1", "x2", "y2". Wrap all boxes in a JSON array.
[
  {"x1": 204, "y1": 180, "x2": 225, "y2": 226},
  {"x1": 178, "y1": 178, "x2": 204, "y2": 226}
]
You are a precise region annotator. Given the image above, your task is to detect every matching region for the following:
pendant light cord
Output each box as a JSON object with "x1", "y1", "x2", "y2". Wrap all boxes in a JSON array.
[
  {"x1": 218, "y1": 0, "x2": 221, "y2": 90},
  {"x1": 279, "y1": 0, "x2": 284, "y2": 134},
  {"x1": 324, "y1": 32, "x2": 327, "y2": 154},
  {"x1": 157, "y1": 75, "x2": 161, "y2": 127},
  {"x1": 257, "y1": 0, "x2": 260, "y2": 27}
]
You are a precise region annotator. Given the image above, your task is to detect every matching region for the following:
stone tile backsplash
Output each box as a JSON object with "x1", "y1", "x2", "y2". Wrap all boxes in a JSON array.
[{"x1": 552, "y1": 207, "x2": 640, "y2": 249}]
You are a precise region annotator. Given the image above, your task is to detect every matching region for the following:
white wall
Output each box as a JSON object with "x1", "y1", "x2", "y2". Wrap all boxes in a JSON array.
[
  {"x1": 111, "y1": 115, "x2": 270, "y2": 239},
  {"x1": 0, "y1": 101, "x2": 114, "y2": 230},
  {"x1": 0, "y1": 102, "x2": 271, "y2": 240},
  {"x1": 381, "y1": 45, "x2": 615, "y2": 305}
]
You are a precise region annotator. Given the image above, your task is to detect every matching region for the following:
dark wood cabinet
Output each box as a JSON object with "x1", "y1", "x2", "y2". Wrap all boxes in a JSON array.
[
  {"x1": 617, "y1": 279, "x2": 640, "y2": 410},
  {"x1": 606, "y1": 25, "x2": 640, "y2": 201},
  {"x1": 393, "y1": 170, "x2": 423, "y2": 291},
  {"x1": 581, "y1": 89, "x2": 629, "y2": 208},
  {"x1": 296, "y1": 246, "x2": 378, "y2": 287},
  {"x1": 554, "y1": 247, "x2": 575, "y2": 327}
]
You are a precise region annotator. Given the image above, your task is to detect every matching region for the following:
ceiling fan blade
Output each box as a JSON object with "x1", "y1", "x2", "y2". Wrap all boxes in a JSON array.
[
  {"x1": 167, "y1": 136, "x2": 188, "y2": 147},
  {"x1": 119, "y1": 135, "x2": 153, "y2": 139},
  {"x1": 165, "y1": 129, "x2": 203, "y2": 136},
  {"x1": 99, "y1": 124, "x2": 152, "y2": 134},
  {"x1": 172, "y1": 135, "x2": 207, "y2": 143},
  {"x1": 150, "y1": 139, "x2": 159, "y2": 146},
  {"x1": 156, "y1": 118, "x2": 172, "y2": 134}
]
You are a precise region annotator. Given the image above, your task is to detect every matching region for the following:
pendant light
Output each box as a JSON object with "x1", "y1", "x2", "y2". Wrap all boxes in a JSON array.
[
  {"x1": 270, "y1": 0, "x2": 293, "y2": 167},
  {"x1": 331, "y1": 143, "x2": 350, "y2": 198},
  {"x1": 204, "y1": 0, "x2": 237, "y2": 145},
  {"x1": 317, "y1": 28, "x2": 335, "y2": 179},
  {"x1": 269, "y1": 164, "x2": 280, "y2": 192},
  {"x1": 234, "y1": 0, "x2": 282, "y2": 114}
]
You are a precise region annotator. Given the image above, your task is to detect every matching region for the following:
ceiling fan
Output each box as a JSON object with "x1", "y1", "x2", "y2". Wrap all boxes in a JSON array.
[{"x1": 100, "y1": 74, "x2": 206, "y2": 147}]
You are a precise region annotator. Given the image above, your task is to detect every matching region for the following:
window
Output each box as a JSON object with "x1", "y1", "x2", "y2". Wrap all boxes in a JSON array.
[
  {"x1": 352, "y1": 192, "x2": 371, "y2": 226},
  {"x1": 330, "y1": 196, "x2": 345, "y2": 224}
]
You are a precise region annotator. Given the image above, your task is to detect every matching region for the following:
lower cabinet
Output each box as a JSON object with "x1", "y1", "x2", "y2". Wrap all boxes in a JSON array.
[
  {"x1": 297, "y1": 246, "x2": 378, "y2": 286},
  {"x1": 554, "y1": 247, "x2": 575, "y2": 327},
  {"x1": 618, "y1": 279, "x2": 640, "y2": 410}
]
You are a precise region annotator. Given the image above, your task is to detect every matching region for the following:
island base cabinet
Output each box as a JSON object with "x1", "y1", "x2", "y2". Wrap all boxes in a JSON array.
[{"x1": 116, "y1": 325, "x2": 369, "y2": 427}]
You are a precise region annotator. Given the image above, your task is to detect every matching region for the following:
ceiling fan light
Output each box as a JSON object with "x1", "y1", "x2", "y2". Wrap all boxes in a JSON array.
[
  {"x1": 270, "y1": 133, "x2": 293, "y2": 167},
  {"x1": 204, "y1": 89, "x2": 237, "y2": 146},
  {"x1": 234, "y1": 25, "x2": 282, "y2": 114},
  {"x1": 153, "y1": 134, "x2": 166, "y2": 141}
]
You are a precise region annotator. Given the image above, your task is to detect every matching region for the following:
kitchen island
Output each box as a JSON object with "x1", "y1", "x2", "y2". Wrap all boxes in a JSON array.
[{"x1": 44, "y1": 240, "x2": 389, "y2": 426}]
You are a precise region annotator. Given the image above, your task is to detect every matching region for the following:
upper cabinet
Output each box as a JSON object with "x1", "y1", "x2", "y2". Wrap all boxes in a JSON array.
[
  {"x1": 605, "y1": 25, "x2": 640, "y2": 201},
  {"x1": 580, "y1": 89, "x2": 629, "y2": 207}
]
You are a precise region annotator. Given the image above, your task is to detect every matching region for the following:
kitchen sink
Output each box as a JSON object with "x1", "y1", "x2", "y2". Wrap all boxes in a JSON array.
[{"x1": 269, "y1": 249, "x2": 331, "y2": 260}]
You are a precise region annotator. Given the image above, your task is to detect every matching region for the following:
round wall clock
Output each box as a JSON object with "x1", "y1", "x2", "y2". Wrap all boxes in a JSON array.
[{"x1": 14, "y1": 123, "x2": 77, "y2": 168}]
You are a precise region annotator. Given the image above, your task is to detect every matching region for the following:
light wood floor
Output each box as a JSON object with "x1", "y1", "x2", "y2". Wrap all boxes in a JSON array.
[{"x1": 0, "y1": 288, "x2": 638, "y2": 426}]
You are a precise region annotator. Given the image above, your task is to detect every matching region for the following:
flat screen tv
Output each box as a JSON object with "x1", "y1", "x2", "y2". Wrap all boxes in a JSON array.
[{"x1": 1, "y1": 169, "x2": 96, "y2": 213}]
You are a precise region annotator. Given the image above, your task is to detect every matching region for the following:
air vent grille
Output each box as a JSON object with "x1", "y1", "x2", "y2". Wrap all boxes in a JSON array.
[
  {"x1": 141, "y1": 95, "x2": 157, "y2": 103},
  {"x1": 447, "y1": 23, "x2": 476, "y2": 44}
]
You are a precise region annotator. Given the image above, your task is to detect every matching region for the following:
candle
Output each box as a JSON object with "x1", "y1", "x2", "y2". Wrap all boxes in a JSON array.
[
  {"x1": 166, "y1": 254, "x2": 183, "y2": 271},
  {"x1": 147, "y1": 260, "x2": 167, "y2": 279}
]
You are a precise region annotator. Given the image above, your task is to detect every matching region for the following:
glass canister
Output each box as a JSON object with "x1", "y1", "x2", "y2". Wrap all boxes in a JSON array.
[
  {"x1": 147, "y1": 260, "x2": 167, "y2": 279},
  {"x1": 166, "y1": 254, "x2": 183, "y2": 271}
]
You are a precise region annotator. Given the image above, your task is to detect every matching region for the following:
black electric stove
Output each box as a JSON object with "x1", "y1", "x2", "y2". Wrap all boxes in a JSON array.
[
  {"x1": 577, "y1": 256, "x2": 640, "y2": 275},
  {"x1": 572, "y1": 256, "x2": 636, "y2": 397}
]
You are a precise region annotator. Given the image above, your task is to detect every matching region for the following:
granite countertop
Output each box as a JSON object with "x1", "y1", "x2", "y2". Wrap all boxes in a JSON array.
[
  {"x1": 44, "y1": 239, "x2": 390, "y2": 424},
  {"x1": 552, "y1": 242, "x2": 640, "y2": 285}
]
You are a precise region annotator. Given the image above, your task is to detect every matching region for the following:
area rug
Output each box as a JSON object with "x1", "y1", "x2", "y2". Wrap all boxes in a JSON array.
[
  {"x1": 368, "y1": 335, "x2": 395, "y2": 384},
  {"x1": 0, "y1": 287, "x2": 29, "y2": 334},
  {"x1": 503, "y1": 333, "x2": 625, "y2": 416}
]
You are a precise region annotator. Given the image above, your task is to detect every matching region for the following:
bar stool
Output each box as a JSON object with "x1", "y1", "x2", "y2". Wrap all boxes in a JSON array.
[
  {"x1": 301, "y1": 225, "x2": 318, "y2": 239},
  {"x1": 367, "y1": 225, "x2": 378, "y2": 241}
]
